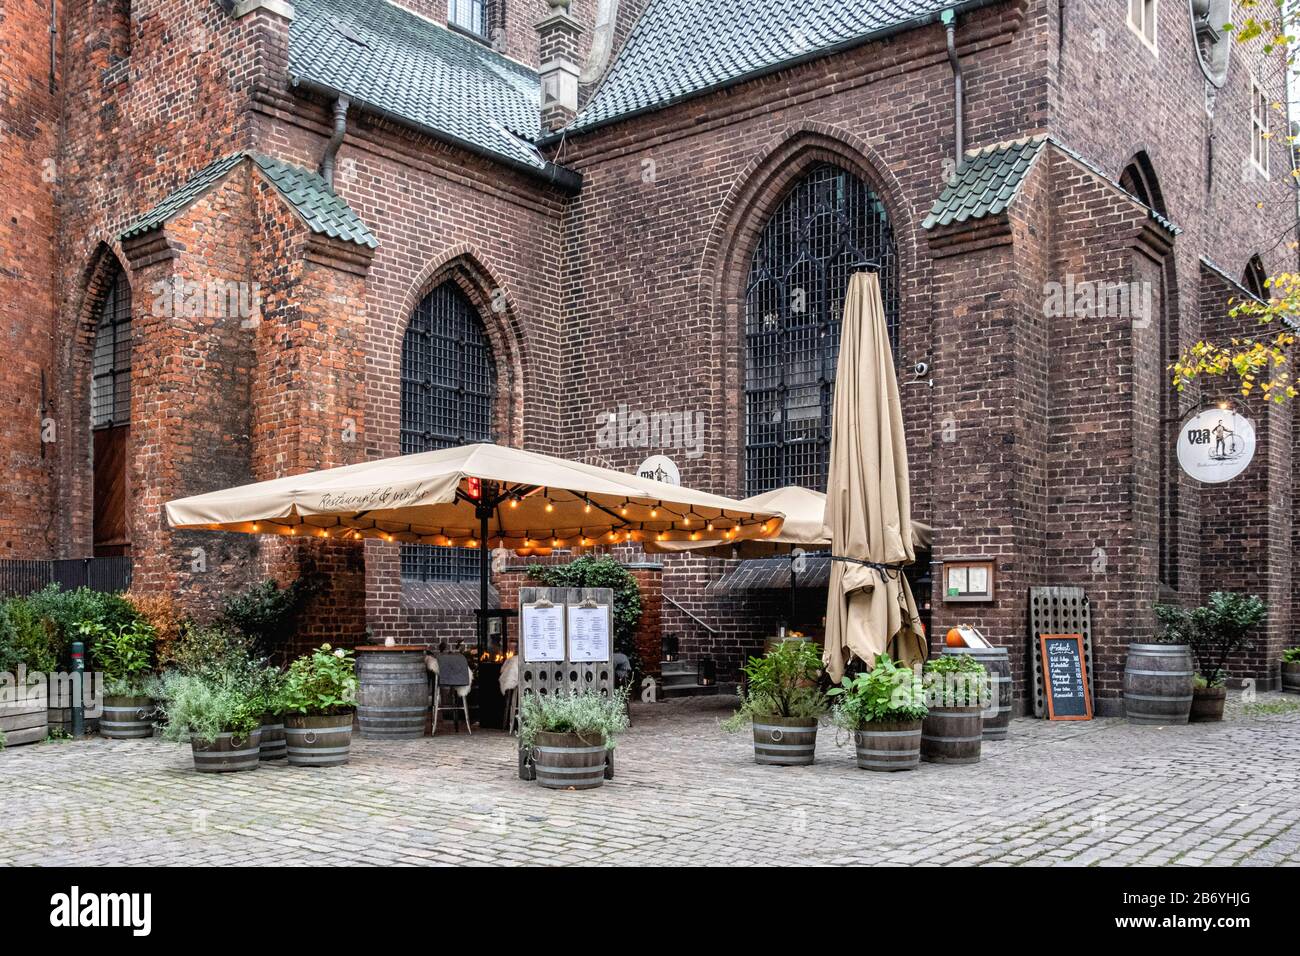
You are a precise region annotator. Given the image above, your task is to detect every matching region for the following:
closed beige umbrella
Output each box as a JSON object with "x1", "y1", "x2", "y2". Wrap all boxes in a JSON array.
[{"x1": 823, "y1": 273, "x2": 927, "y2": 682}]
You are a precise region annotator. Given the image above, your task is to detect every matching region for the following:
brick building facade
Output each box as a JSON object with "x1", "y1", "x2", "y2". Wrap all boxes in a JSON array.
[{"x1": 1, "y1": 0, "x2": 1296, "y2": 712}]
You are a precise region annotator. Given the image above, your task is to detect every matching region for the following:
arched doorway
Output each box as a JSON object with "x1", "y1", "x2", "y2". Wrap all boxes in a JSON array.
[{"x1": 91, "y1": 261, "x2": 132, "y2": 557}]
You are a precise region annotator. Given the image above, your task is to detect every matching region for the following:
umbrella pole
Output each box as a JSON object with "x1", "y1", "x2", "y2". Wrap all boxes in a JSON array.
[
  {"x1": 477, "y1": 506, "x2": 490, "y2": 657},
  {"x1": 789, "y1": 555, "x2": 797, "y2": 629}
]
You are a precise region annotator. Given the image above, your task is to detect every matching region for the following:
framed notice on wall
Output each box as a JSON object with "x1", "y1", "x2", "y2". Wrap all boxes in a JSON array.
[
  {"x1": 1039, "y1": 633, "x2": 1092, "y2": 721},
  {"x1": 942, "y1": 558, "x2": 995, "y2": 603}
]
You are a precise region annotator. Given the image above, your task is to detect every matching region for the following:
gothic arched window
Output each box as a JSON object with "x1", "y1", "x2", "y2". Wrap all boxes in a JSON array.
[
  {"x1": 744, "y1": 162, "x2": 898, "y2": 494},
  {"x1": 400, "y1": 281, "x2": 496, "y2": 582}
]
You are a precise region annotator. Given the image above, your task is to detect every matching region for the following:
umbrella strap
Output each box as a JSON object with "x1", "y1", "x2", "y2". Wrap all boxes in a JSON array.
[{"x1": 829, "y1": 555, "x2": 908, "y2": 582}]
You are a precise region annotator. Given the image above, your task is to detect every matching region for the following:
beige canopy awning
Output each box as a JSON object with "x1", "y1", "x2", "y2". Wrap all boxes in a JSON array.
[
  {"x1": 165, "y1": 442, "x2": 783, "y2": 549},
  {"x1": 823, "y1": 273, "x2": 927, "y2": 681},
  {"x1": 644, "y1": 485, "x2": 932, "y2": 558}
]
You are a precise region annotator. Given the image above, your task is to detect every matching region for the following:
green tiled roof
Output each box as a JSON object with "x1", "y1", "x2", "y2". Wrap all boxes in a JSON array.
[
  {"x1": 249, "y1": 153, "x2": 379, "y2": 248},
  {"x1": 119, "y1": 152, "x2": 378, "y2": 249},
  {"x1": 573, "y1": 0, "x2": 988, "y2": 132},
  {"x1": 120, "y1": 153, "x2": 247, "y2": 240},
  {"x1": 922, "y1": 136, "x2": 1046, "y2": 230},
  {"x1": 289, "y1": 0, "x2": 546, "y2": 171}
]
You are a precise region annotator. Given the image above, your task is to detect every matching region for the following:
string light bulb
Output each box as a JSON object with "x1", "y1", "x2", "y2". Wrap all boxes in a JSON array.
[
  {"x1": 584, "y1": 501, "x2": 592, "y2": 514},
  {"x1": 509, "y1": 498, "x2": 518, "y2": 509},
  {"x1": 545, "y1": 501, "x2": 554, "y2": 513},
  {"x1": 650, "y1": 508, "x2": 658, "y2": 518},
  {"x1": 683, "y1": 516, "x2": 691, "y2": 526}
]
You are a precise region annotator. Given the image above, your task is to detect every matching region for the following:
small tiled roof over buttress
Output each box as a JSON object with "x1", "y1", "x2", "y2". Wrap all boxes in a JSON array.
[
  {"x1": 921, "y1": 136, "x2": 1181, "y2": 235},
  {"x1": 120, "y1": 152, "x2": 378, "y2": 249}
]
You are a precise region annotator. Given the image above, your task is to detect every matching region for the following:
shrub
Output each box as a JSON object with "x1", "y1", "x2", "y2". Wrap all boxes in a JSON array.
[
  {"x1": 0, "y1": 597, "x2": 59, "y2": 675},
  {"x1": 93, "y1": 619, "x2": 157, "y2": 697},
  {"x1": 159, "y1": 623, "x2": 251, "y2": 676},
  {"x1": 154, "y1": 671, "x2": 261, "y2": 745},
  {"x1": 1283, "y1": 648, "x2": 1300, "y2": 664},
  {"x1": 519, "y1": 688, "x2": 630, "y2": 751},
  {"x1": 22, "y1": 586, "x2": 141, "y2": 668},
  {"x1": 280, "y1": 644, "x2": 357, "y2": 716},
  {"x1": 923, "y1": 654, "x2": 989, "y2": 708},
  {"x1": 124, "y1": 590, "x2": 185, "y2": 654},
  {"x1": 723, "y1": 639, "x2": 827, "y2": 730},
  {"x1": 828, "y1": 654, "x2": 927, "y2": 729},
  {"x1": 217, "y1": 578, "x2": 316, "y2": 657},
  {"x1": 528, "y1": 556, "x2": 643, "y2": 671},
  {"x1": 1157, "y1": 592, "x2": 1267, "y2": 686},
  {"x1": 1191, "y1": 592, "x2": 1267, "y2": 687}
]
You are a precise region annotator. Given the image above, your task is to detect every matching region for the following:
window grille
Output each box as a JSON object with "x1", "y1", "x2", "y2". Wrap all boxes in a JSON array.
[
  {"x1": 92, "y1": 267, "x2": 132, "y2": 429},
  {"x1": 744, "y1": 163, "x2": 898, "y2": 495},
  {"x1": 400, "y1": 282, "x2": 496, "y2": 581}
]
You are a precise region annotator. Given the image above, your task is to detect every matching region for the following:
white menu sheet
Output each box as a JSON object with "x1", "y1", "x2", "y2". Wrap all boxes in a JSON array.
[
  {"x1": 567, "y1": 605, "x2": 611, "y2": 663},
  {"x1": 521, "y1": 603, "x2": 565, "y2": 662}
]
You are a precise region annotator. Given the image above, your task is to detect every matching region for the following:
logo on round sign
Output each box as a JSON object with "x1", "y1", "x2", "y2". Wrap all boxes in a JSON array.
[
  {"x1": 1177, "y1": 408, "x2": 1256, "y2": 484},
  {"x1": 637, "y1": 455, "x2": 680, "y2": 486}
]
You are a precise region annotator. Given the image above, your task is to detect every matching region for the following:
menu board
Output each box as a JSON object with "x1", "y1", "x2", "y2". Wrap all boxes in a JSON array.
[
  {"x1": 521, "y1": 602, "x2": 565, "y2": 663},
  {"x1": 567, "y1": 605, "x2": 611, "y2": 663},
  {"x1": 1039, "y1": 633, "x2": 1092, "y2": 720}
]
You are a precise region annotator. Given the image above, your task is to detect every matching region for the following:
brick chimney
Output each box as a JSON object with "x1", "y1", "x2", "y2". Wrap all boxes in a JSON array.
[{"x1": 537, "y1": 0, "x2": 581, "y2": 132}]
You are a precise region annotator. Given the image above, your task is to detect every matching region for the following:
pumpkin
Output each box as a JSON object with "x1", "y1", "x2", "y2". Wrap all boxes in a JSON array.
[{"x1": 945, "y1": 627, "x2": 967, "y2": 648}]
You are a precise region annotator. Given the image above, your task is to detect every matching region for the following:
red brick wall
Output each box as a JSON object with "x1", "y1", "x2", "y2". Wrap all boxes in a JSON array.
[{"x1": 0, "y1": 0, "x2": 62, "y2": 557}]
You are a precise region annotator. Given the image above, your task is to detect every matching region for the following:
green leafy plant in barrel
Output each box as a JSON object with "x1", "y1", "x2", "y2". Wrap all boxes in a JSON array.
[
  {"x1": 281, "y1": 644, "x2": 358, "y2": 716},
  {"x1": 519, "y1": 687, "x2": 630, "y2": 751},
  {"x1": 94, "y1": 619, "x2": 157, "y2": 697},
  {"x1": 922, "y1": 653, "x2": 989, "y2": 708},
  {"x1": 154, "y1": 670, "x2": 262, "y2": 746},
  {"x1": 828, "y1": 654, "x2": 927, "y2": 730},
  {"x1": 1157, "y1": 592, "x2": 1267, "y2": 687},
  {"x1": 722, "y1": 639, "x2": 827, "y2": 731}
]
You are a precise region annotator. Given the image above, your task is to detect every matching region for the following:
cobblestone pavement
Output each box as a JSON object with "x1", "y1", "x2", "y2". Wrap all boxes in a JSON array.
[{"x1": 3, "y1": 693, "x2": 1299, "y2": 866}]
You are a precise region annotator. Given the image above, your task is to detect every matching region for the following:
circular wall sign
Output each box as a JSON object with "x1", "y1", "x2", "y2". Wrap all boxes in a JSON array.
[
  {"x1": 1177, "y1": 408, "x2": 1256, "y2": 483},
  {"x1": 637, "y1": 455, "x2": 680, "y2": 486}
]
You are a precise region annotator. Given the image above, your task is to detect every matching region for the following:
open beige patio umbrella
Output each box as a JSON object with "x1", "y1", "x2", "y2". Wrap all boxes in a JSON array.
[
  {"x1": 644, "y1": 485, "x2": 932, "y2": 559},
  {"x1": 823, "y1": 273, "x2": 926, "y2": 682},
  {"x1": 645, "y1": 486, "x2": 931, "y2": 630},
  {"x1": 166, "y1": 443, "x2": 783, "y2": 650}
]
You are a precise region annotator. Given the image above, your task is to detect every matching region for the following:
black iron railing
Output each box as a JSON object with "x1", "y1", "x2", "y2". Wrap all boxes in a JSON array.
[{"x1": 0, "y1": 557, "x2": 133, "y2": 597}]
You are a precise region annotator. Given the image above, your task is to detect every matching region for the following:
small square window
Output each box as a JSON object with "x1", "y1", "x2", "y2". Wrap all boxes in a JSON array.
[
  {"x1": 1251, "y1": 78, "x2": 1271, "y2": 178},
  {"x1": 448, "y1": 0, "x2": 486, "y2": 37},
  {"x1": 1128, "y1": 0, "x2": 1158, "y2": 53}
]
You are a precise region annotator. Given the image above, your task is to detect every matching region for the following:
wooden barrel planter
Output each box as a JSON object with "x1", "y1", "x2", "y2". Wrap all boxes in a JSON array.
[
  {"x1": 751, "y1": 716, "x2": 818, "y2": 766},
  {"x1": 532, "y1": 731, "x2": 608, "y2": 790},
  {"x1": 1190, "y1": 686, "x2": 1226, "y2": 723},
  {"x1": 0, "y1": 700, "x2": 48, "y2": 748},
  {"x1": 356, "y1": 647, "x2": 430, "y2": 739},
  {"x1": 100, "y1": 696, "x2": 154, "y2": 740},
  {"x1": 921, "y1": 706, "x2": 983, "y2": 764},
  {"x1": 259, "y1": 715, "x2": 286, "y2": 760},
  {"x1": 284, "y1": 712, "x2": 354, "y2": 767},
  {"x1": 1282, "y1": 661, "x2": 1300, "y2": 695},
  {"x1": 192, "y1": 729, "x2": 262, "y2": 774},
  {"x1": 854, "y1": 720, "x2": 921, "y2": 772},
  {"x1": 1123, "y1": 644, "x2": 1194, "y2": 725},
  {"x1": 942, "y1": 646, "x2": 1011, "y2": 740}
]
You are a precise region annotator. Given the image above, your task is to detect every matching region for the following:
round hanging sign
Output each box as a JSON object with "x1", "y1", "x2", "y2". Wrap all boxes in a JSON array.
[
  {"x1": 637, "y1": 455, "x2": 680, "y2": 486},
  {"x1": 1177, "y1": 408, "x2": 1256, "y2": 484}
]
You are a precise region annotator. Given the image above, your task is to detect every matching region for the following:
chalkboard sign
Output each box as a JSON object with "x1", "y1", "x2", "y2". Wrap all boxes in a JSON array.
[{"x1": 1039, "y1": 634, "x2": 1092, "y2": 720}]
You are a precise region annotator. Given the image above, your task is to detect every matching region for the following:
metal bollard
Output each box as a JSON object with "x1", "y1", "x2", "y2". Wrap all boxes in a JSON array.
[{"x1": 70, "y1": 641, "x2": 85, "y2": 737}]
